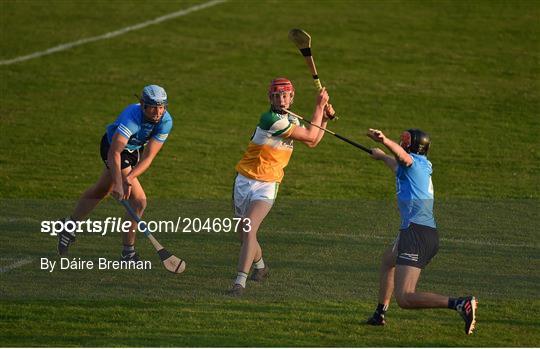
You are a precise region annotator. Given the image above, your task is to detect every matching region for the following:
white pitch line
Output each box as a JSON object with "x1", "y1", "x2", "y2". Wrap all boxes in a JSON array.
[
  {"x1": 274, "y1": 230, "x2": 539, "y2": 249},
  {"x1": 0, "y1": 258, "x2": 33, "y2": 273},
  {"x1": 0, "y1": 0, "x2": 227, "y2": 66},
  {"x1": 0, "y1": 217, "x2": 41, "y2": 223}
]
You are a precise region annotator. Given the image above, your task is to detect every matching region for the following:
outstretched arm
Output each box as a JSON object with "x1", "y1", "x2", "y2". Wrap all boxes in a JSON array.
[
  {"x1": 370, "y1": 148, "x2": 398, "y2": 173},
  {"x1": 367, "y1": 128, "x2": 413, "y2": 169}
]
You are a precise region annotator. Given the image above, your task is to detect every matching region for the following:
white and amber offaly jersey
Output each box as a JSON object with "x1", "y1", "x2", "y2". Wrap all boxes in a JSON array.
[{"x1": 236, "y1": 109, "x2": 302, "y2": 183}]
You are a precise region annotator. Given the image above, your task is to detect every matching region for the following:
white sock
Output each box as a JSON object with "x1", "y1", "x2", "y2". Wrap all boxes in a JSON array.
[
  {"x1": 234, "y1": 272, "x2": 248, "y2": 288},
  {"x1": 253, "y1": 258, "x2": 265, "y2": 269}
]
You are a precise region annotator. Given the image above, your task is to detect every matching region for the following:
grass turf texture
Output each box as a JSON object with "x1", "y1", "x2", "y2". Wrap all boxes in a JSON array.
[{"x1": 1, "y1": 0, "x2": 539, "y2": 347}]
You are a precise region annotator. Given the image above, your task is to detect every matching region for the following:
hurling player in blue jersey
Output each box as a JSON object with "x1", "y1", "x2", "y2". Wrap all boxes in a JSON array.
[
  {"x1": 364, "y1": 128, "x2": 477, "y2": 335},
  {"x1": 57, "y1": 85, "x2": 172, "y2": 261}
]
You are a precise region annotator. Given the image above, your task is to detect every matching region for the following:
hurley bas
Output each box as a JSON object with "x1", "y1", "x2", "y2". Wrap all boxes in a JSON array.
[{"x1": 41, "y1": 257, "x2": 151, "y2": 272}]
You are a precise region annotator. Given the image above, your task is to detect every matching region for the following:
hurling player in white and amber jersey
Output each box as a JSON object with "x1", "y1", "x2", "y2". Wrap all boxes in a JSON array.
[{"x1": 229, "y1": 78, "x2": 335, "y2": 296}]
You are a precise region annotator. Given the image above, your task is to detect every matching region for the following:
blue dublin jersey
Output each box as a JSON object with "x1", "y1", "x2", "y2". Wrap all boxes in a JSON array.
[
  {"x1": 106, "y1": 104, "x2": 173, "y2": 151},
  {"x1": 396, "y1": 153, "x2": 436, "y2": 229}
]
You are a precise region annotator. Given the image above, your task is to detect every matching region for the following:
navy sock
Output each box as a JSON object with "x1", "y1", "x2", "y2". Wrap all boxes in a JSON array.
[
  {"x1": 448, "y1": 298, "x2": 458, "y2": 310},
  {"x1": 376, "y1": 303, "x2": 388, "y2": 315},
  {"x1": 123, "y1": 245, "x2": 135, "y2": 253}
]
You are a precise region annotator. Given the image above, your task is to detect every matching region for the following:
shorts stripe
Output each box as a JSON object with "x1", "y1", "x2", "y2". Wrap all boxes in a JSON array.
[{"x1": 398, "y1": 253, "x2": 419, "y2": 262}]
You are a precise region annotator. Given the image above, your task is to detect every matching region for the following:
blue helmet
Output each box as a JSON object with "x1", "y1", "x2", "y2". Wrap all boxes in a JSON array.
[{"x1": 141, "y1": 85, "x2": 168, "y2": 107}]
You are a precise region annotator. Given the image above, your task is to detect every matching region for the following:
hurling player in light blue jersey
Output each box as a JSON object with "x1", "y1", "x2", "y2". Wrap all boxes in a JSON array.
[
  {"x1": 364, "y1": 128, "x2": 477, "y2": 335},
  {"x1": 57, "y1": 85, "x2": 172, "y2": 262}
]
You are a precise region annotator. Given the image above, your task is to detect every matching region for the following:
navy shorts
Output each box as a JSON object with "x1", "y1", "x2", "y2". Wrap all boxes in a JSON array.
[
  {"x1": 100, "y1": 134, "x2": 142, "y2": 169},
  {"x1": 394, "y1": 223, "x2": 439, "y2": 269}
]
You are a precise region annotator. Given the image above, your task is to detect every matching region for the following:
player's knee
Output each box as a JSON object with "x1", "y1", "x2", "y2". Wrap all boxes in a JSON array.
[
  {"x1": 241, "y1": 228, "x2": 257, "y2": 242},
  {"x1": 395, "y1": 292, "x2": 414, "y2": 309},
  {"x1": 131, "y1": 197, "x2": 147, "y2": 214}
]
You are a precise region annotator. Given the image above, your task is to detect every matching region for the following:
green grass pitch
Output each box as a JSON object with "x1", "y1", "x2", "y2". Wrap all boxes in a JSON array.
[{"x1": 1, "y1": 0, "x2": 539, "y2": 346}]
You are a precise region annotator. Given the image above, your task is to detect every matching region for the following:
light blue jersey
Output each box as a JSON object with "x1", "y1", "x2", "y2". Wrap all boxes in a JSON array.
[
  {"x1": 396, "y1": 153, "x2": 436, "y2": 229},
  {"x1": 106, "y1": 104, "x2": 173, "y2": 151}
]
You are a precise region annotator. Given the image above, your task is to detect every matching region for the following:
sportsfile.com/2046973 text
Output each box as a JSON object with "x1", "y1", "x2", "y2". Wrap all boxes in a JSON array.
[{"x1": 40, "y1": 217, "x2": 252, "y2": 235}]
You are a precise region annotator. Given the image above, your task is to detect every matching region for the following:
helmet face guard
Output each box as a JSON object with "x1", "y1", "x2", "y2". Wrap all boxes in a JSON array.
[
  {"x1": 141, "y1": 84, "x2": 168, "y2": 108},
  {"x1": 268, "y1": 78, "x2": 294, "y2": 112},
  {"x1": 400, "y1": 129, "x2": 431, "y2": 155}
]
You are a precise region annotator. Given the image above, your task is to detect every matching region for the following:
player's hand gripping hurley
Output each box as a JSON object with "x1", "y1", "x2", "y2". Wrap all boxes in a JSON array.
[
  {"x1": 117, "y1": 199, "x2": 186, "y2": 274},
  {"x1": 289, "y1": 28, "x2": 337, "y2": 120}
]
